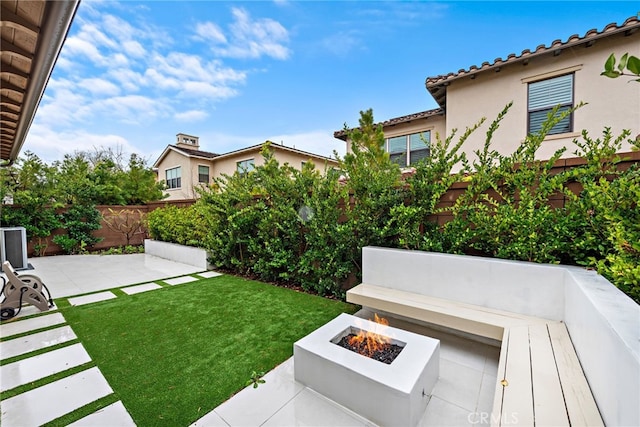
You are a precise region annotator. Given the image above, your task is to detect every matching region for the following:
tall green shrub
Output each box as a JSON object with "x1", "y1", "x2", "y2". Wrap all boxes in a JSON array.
[
  {"x1": 146, "y1": 204, "x2": 206, "y2": 247},
  {"x1": 566, "y1": 128, "x2": 640, "y2": 301},
  {"x1": 53, "y1": 204, "x2": 103, "y2": 254},
  {"x1": 443, "y1": 103, "x2": 582, "y2": 263}
]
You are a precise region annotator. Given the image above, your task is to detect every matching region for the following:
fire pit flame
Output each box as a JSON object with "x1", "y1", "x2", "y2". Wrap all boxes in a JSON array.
[{"x1": 347, "y1": 313, "x2": 391, "y2": 357}]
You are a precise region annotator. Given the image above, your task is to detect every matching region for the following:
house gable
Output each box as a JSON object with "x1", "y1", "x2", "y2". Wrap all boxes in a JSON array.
[{"x1": 155, "y1": 138, "x2": 339, "y2": 200}]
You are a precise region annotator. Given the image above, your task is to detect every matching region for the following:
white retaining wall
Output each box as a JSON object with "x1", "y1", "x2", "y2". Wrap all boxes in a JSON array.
[
  {"x1": 144, "y1": 239, "x2": 209, "y2": 270},
  {"x1": 562, "y1": 267, "x2": 640, "y2": 427},
  {"x1": 361, "y1": 246, "x2": 565, "y2": 320},
  {"x1": 360, "y1": 246, "x2": 640, "y2": 426}
]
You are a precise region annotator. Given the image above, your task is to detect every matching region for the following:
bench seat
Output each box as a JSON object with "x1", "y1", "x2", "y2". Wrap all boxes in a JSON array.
[
  {"x1": 346, "y1": 283, "x2": 548, "y2": 341},
  {"x1": 346, "y1": 283, "x2": 603, "y2": 427}
]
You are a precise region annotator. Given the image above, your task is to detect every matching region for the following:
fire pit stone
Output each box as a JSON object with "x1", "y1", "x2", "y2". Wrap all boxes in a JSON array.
[{"x1": 294, "y1": 313, "x2": 439, "y2": 427}]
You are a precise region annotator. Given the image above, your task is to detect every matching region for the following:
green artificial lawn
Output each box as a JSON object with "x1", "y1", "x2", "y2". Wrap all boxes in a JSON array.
[{"x1": 62, "y1": 276, "x2": 358, "y2": 426}]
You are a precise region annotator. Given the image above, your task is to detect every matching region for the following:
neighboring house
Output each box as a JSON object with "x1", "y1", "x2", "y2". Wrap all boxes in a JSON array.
[
  {"x1": 153, "y1": 133, "x2": 339, "y2": 200},
  {"x1": 335, "y1": 17, "x2": 640, "y2": 170}
]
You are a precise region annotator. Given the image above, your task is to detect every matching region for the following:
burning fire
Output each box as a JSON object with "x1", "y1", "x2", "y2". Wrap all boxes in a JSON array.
[{"x1": 348, "y1": 314, "x2": 391, "y2": 357}]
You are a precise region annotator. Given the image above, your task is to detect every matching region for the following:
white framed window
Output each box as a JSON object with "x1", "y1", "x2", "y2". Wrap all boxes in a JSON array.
[
  {"x1": 385, "y1": 131, "x2": 431, "y2": 167},
  {"x1": 198, "y1": 165, "x2": 210, "y2": 183},
  {"x1": 237, "y1": 159, "x2": 255, "y2": 177},
  {"x1": 528, "y1": 73, "x2": 574, "y2": 135},
  {"x1": 165, "y1": 167, "x2": 181, "y2": 189}
]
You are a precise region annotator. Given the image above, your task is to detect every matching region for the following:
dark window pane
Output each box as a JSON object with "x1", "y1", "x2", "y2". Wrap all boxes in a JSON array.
[
  {"x1": 529, "y1": 106, "x2": 572, "y2": 135},
  {"x1": 410, "y1": 149, "x2": 430, "y2": 165},
  {"x1": 390, "y1": 152, "x2": 407, "y2": 167}
]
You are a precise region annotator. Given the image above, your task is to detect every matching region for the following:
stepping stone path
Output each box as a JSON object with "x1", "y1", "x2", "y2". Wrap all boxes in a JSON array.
[
  {"x1": 68, "y1": 291, "x2": 117, "y2": 306},
  {"x1": 0, "y1": 272, "x2": 222, "y2": 426},
  {"x1": 0, "y1": 325, "x2": 77, "y2": 359},
  {"x1": 164, "y1": 275, "x2": 200, "y2": 286},
  {"x1": 197, "y1": 271, "x2": 223, "y2": 279},
  {"x1": 0, "y1": 311, "x2": 134, "y2": 426},
  {"x1": 68, "y1": 401, "x2": 135, "y2": 426},
  {"x1": 121, "y1": 283, "x2": 162, "y2": 295}
]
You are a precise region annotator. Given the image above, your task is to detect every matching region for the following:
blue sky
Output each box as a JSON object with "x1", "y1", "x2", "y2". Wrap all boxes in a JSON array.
[{"x1": 22, "y1": 1, "x2": 638, "y2": 164}]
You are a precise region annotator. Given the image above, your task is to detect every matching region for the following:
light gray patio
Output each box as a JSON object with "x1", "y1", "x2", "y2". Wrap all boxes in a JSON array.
[{"x1": 28, "y1": 253, "x2": 203, "y2": 297}]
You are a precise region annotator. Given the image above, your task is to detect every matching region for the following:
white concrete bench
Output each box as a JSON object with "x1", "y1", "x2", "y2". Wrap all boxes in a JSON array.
[{"x1": 347, "y1": 283, "x2": 604, "y2": 426}]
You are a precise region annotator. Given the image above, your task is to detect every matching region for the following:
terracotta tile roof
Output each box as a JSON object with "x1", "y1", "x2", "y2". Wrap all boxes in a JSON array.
[
  {"x1": 169, "y1": 145, "x2": 219, "y2": 159},
  {"x1": 425, "y1": 16, "x2": 640, "y2": 107},
  {"x1": 334, "y1": 108, "x2": 444, "y2": 141}
]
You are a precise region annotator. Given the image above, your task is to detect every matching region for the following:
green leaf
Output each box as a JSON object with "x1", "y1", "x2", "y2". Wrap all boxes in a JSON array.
[
  {"x1": 618, "y1": 53, "x2": 628, "y2": 72},
  {"x1": 603, "y1": 53, "x2": 616, "y2": 72},
  {"x1": 626, "y1": 55, "x2": 640, "y2": 75},
  {"x1": 600, "y1": 70, "x2": 621, "y2": 79}
]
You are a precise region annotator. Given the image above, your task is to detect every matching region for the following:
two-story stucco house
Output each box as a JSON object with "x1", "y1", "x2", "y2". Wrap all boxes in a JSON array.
[
  {"x1": 154, "y1": 133, "x2": 339, "y2": 200},
  {"x1": 335, "y1": 17, "x2": 640, "y2": 170}
]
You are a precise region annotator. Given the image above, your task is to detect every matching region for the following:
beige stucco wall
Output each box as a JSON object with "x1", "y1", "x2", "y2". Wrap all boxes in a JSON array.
[
  {"x1": 158, "y1": 150, "x2": 197, "y2": 201},
  {"x1": 445, "y1": 31, "x2": 640, "y2": 170}
]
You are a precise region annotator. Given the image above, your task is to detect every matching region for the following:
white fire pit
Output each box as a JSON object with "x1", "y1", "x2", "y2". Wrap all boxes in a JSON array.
[{"x1": 294, "y1": 313, "x2": 439, "y2": 427}]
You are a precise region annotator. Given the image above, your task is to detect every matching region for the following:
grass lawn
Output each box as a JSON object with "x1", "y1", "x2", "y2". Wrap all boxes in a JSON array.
[{"x1": 61, "y1": 275, "x2": 358, "y2": 426}]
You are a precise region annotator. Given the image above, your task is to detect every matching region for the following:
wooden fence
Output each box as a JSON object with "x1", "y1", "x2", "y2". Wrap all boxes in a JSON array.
[{"x1": 25, "y1": 199, "x2": 196, "y2": 256}]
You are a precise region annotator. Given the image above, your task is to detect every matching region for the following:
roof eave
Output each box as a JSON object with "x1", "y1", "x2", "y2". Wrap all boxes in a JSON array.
[{"x1": 3, "y1": 0, "x2": 81, "y2": 166}]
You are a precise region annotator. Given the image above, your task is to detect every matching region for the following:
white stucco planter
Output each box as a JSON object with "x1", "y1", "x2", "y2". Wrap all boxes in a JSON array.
[
  {"x1": 361, "y1": 246, "x2": 640, "y2": 427},
  {"x1": 144, "y1": 239, "x2": 210, "y2": 270}
]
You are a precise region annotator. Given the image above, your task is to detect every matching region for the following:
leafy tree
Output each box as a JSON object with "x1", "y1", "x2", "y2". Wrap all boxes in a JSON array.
[
  {"x1": 337, "y1": 109, "x2": 404, "y2": 273},
  {"x1": 121, "y1": 154, "x2": 165, "y2": 205},
  {"x1": 0, "y1": 152, "x2": 62, "y2": 256},
  {"x1": 51, "y1": 149, "x2": 164, "y2": 205}
]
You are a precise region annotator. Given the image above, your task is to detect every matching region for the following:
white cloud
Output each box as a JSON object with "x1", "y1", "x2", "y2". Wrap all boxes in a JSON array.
[
  {"x1": 107, "y1": 68, "x2": 145, "y2": 92},
  {"x1": 31, "y1": 3, "x2": 295, "y2": 164},
  {"x1": 97, "y1": 95, "x2": 171, "y2": 124},
  {"x1": 62, "y1": 36, "x2": 108, "y2": 65},
  {"x1": 194, "y1": 22, "x2": 227, "y2": 44},
  {"x1": 181, "y1": 81, "x2": 238, "y2": 99},
  {"x1": 36, "y1": 86, "x2": 90, "y2": 126},
  {"x1": 78, "y1": 77, "x2": 121, "y2": 96},
  {"x1": 152, "y1": 52, "x2": 245, "y2": 85},
  {"x1": 23, "y1": 124, "x2": 141, "y2": 165},
  {"x1": 175, "y1": 110, "x2": 208, "y2": 122},
  {"x1": 319, "y1": 31, "x2": 363, "y2": 57},
  {"x1": 122, "y1": 40, "x2": 146, "y2": 58},
  {"x1": 197, "y1": 7, "x2": 291, "y2": 60}
]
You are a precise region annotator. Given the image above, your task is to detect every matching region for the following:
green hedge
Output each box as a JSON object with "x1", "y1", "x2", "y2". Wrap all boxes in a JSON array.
[{"x1": 147, "y1": 108, "x2": 640, "y2": 303}]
